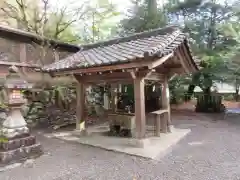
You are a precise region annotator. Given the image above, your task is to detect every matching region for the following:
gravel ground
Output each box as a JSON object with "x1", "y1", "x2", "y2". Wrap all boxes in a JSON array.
[{"x1": 1, "y1": 115, "x2": 240, "y2": 180}]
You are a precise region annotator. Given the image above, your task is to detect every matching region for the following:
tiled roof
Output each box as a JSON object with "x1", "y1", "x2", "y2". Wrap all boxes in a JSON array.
[
  {"x1": 43, "y1": 26, "x2": 195, "y2": 72},
  {"x1": 0, "y1": 25, "x2": 80, "y2": 52}
]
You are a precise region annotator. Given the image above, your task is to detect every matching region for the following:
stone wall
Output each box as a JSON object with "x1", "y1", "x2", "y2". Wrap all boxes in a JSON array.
[{"x1": 0, "y1": 37, "x2": 75, "y2": 65}]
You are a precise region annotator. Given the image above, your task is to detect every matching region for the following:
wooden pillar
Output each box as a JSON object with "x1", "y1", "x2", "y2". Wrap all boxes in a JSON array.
[
  {"x1": 155, "y1": 114, "x2": 161, "y2": 137},
  {"x1": 103, "y1": 93, "x2": 109, "y2": 110},
  {"x1": 118, "y1": 84, "x2": 122, "y2": 93},
  {"x1": 134, "y1": 78, "x2": 146, "y2": 139},
  {"x1": 76, "y1": 82, "x2": 86, "y2": 132},
  {"x1": 111, "y1": 84, "x2": 118, "y2": 113},
  {"x1": 162, "y1": 76, "x2": 171, "y2": 133},
  {"x1": 157, "y1": 83, "x2": 162, "y2": 109}
]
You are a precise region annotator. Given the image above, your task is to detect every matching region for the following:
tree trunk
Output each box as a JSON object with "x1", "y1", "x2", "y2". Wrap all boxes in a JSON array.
[
  {"x1": 147, "y1": 0, "x2": 158, "y2": 16},
  {"x1": 185, "y1": 84, "x2": 195, "y2": 101},
  {"x1": 235, "y1": 88, "x2": 239, "y2": 101},
  {"x1": 203, "y1": 87, "x2": 211, "y2": 95}
]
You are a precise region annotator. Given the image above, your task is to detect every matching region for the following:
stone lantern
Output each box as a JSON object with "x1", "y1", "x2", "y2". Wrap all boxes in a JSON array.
[{"x1": 0, "y1": 66, "x2": 42, "y2": 165}]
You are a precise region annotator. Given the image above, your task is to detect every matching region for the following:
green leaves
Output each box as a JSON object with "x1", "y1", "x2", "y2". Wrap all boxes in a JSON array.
[
  {"x1": 120, "y1": 0, "x2": 168, "y2": 34},
  {"x1": 78, "y1": 0, "x2": 121, "y2": 43}
]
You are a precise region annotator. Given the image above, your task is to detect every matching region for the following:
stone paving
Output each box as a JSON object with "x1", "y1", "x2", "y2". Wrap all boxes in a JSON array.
[{"x1": 1, "y1": 115, "x2": 240, "y2": 180}]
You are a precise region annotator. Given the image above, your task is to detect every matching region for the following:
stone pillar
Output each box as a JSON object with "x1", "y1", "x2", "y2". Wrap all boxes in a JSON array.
[
  {"x1": 19, "y1": 43, "x2": 27, "y2": 73},
  {"x1": 0, "y1": 92, "x2": 42, "y2": 165},
  {"x1": 76, "y1": 82, "x2": 87, "y2": 134},
  {"x1": 0, "y1": 66, "x2": 43, "y2": 165},
  {"x1": 162, "y1": 76, "x2": 172, "y2": 133},
  {"x1": 134, "y1": 78, "x2": 146, "y2": 139},
  {"x1": 2, "y1": 106, "x2": 29, "y2": 138}
]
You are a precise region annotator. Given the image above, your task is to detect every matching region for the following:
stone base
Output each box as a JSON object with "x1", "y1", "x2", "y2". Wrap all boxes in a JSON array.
[
  {"x1": 72, "y1": 129, "x2": 89, "y2": 137},
  {"x1": 47, "y1": 127, "x2": 191, "y2": 160},
  {"x1": 108, "y1": 126, "x2": 132, "y2": 137},
  {"x1": 167, "y1": 125, "x2": 174, "y2": 133},
  {"x1": 0, "y1": 135, "x2": 43, "y2": 166},
  {"x1": 1, "y1": 126, "x2": 29, "y2": 139},
  {"x1": 127, "y1": 138, "x2": 151, "y2": 148},
  {"x1": 108, "y1": 113, "x2": 136, "y2": 137}
]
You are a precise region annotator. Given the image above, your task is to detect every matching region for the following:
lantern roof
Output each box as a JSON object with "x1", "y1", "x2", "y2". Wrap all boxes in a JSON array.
[{"x1": 4, "y1": 66, "x2": 33, "y2": 89}]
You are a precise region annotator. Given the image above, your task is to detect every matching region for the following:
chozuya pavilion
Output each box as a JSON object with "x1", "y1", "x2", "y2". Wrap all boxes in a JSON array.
[{"x1": 42, "y1": 26, "x2": 198, "y2": 153}]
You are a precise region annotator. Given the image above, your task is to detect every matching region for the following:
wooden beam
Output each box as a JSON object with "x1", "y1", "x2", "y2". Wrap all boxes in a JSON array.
[
  {"x1": 165, "y1": 67, "x2": 186, "y2": 81},
  {"x1": 75, "y1": 71, "x2": 132, "y2": 83},
  {"x1": 127, "y1": 69, "x2": 139, "y2": 79},
  {"x1": 169, "y1": 73, "x2": 177, "y2": 81},
  {"x1": 138, "y1": 69, "x2": 154, "y2": 78},
  {"x1": 175, "y1": 50, "x2": 190, "y2": 73},
  {"x1": 148, "y1": 53, "x2": 173, "y2": 69},
  {"x1": 130, "y1": 71, "x2": 136, "y2": 79},
  {"x1": 145, "y1": 72, "x2": 164, "y2": 81},
  {"x1": 54, "y1": 60, "x2": 152, "y2": 76},
  {"x1": 136, "y1": 69, "x2": 164, "y2": 81}
]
